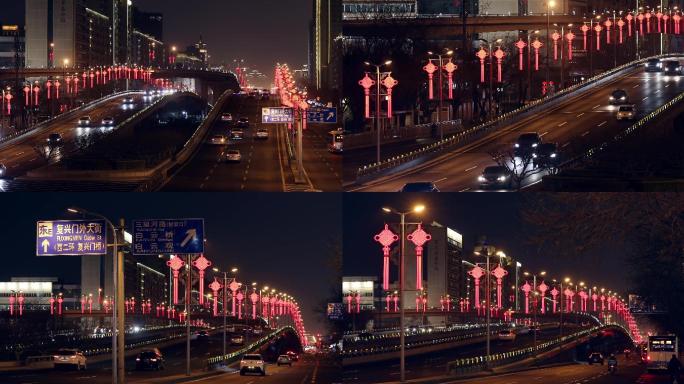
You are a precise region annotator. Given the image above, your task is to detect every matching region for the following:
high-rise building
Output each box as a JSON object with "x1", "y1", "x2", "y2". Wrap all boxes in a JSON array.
[
  {"x1": 311, "y1": 0, "x2": 342, "y2": 93},
  {"x1": 132, "y1": 7, "x2": 163, "y2": 42},
  {"x1": 25, "y1": 0, "x2": 49, "y2": 68},
  {"x1": 111, "y1": 0, "x2": 132, "y2": 64},
  {"x1": 0, "y1": 25, "x2": 25, "y2": 69},
  {"x1": 425, "y1": 222, "x2": 464, "y2": 311}
]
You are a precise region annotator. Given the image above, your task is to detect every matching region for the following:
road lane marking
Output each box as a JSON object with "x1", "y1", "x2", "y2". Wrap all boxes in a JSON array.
[
  {"x1": 459, "y1": 187, "x2": 471, "y2": 192},
  {"x1": 633, "y1": 84, "x2": 640, "y2": 88},
  {"x1": 581, "y1": 131, "x2": 590, "y2": 137},
  {"x1": 433, "y1": 177, "x2": 447, "y2": 183},
  {"x1": 540, "y1": 131, "x2": 549, "y2": 137},
  {"x1": 562, "y1": 142, "x2": 570, "y2": 148},
  {"x1": 642, "y1": 96, "x2": 649, "y2": 101},
  {"x1": 598, "y1": 121, "x2": 607, "y2": 127},
  {"x1": 655, "y1": 89, "x2": 661, "y2": 93},
  {"x1": 465, "y1": 165, "x2": 478, "y2": 172},
  {"x1": 592, "y1": 104, "x2": 601, "y2": 109},
  {"x1": 666, "y1": 84, "x2": 671, "y2": 88}
]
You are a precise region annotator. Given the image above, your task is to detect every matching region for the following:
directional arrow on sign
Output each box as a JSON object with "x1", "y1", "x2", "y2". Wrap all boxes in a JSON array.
[
  {"x1": 327, "y1": 112, "x2": 335, "y2": 120},
  {"x1": 41, "y1": 239, "x2": 50, "y2": 253},
  {"x1": 181, "y1": 228, "x2": 197, "y2": 247}
]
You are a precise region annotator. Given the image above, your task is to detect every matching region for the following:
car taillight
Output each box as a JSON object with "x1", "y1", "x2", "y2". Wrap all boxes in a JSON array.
[{"x1": 647, "y1": 355, "x2": 651, "y2": 360}]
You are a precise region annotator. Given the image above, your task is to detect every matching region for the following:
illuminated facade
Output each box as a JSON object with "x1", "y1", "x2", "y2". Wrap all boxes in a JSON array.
[
  {"x1": 342, "y1": 276, "x2": 376, "y2": 311},
  {"x1": 0, "y1": 277, "x2": 80, "y2": 310},
  {"x1": 25, "y1": 0, "x2": 49, "y2": 68},
  {"x1": 311, "y1": 0, "x2": 342, "y2": 93},
  {"x1": 425, "y1": 223, "x2": 463, "y2": 311},
  {"x1": 0, "y1": 25, "x2": 25, "y2": 69}
]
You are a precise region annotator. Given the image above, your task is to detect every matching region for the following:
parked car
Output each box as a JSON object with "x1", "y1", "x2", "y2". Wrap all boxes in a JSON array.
[
  {"x1": 277, "y1": 355, "x2": 292, "y2": 366},
  {"x1": 53, "y1": 349, "x2": 87, "y2": 370},
  {"x1": 135, "y1": 349, "x2": 164, "y2": 370},
  {"x1": 239, "y1": 354, "x2": 266, "y2": 376},
  {"x1": 589, "y1": 352, "x2": 605, "y2": 365}
]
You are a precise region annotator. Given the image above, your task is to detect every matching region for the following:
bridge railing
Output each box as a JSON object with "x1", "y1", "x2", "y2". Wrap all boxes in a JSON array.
[
  {"x1": 206, "y1": 326, "x2": 298, "y2": 369},
  {"x1": 446, "y1": 325, "x2": 604, "y2": 375},
  {"x1": 355, "y1": 53, "x2": 684, "y2": 181}
]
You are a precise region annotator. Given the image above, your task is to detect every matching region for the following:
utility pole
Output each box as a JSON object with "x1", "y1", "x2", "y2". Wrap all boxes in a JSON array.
[
  {"x1": 186, "y1": 254, "x2": 191, "y2": 376},
  {"x1": 116, "y1": 218, "x2": 124, "y2": 384}
]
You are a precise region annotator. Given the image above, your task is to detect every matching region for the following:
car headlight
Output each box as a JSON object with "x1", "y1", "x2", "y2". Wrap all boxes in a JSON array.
[
  {"x1": 609, "y1": 96, "x2": 615, "y2": 100},
  {"x1": 478, "y1": 176, "x2": 486, "y2": 182},
  {"x1": 550, "y1": 153, "x2": 557, "y2": 158},
  {"x1": 515, "y1": 143, "x2": 520, "y2": 148},
  {"x1": 621, "y1": 96, "x2": 626, "y2": 100},
  {"x1": 532, "y1": 143, "x2": 538, "y2": 147},
  {"x1": 497, "y1": 176, "x2": 507, "y2": 181}
]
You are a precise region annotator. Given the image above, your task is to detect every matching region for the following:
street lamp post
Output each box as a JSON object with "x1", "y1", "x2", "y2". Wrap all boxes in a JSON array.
[
  {"x1": 546, "y1": 1, "x2": 556, "y2": 90},
  {"x1": 365, "y1": 61, "x2": 392, "y2": 164},
  {"x1": 524, "y1": 270, "x2": 546, "y2": 360},
  {"x1": 67, "y1": 207, "x2": 123, "y2": 384},
  {"x1": 473, "y1": 239, "x2": 504, "y2": 370},
  {"x1": 381, "y1": 204, "x2": 426, "y2": 383},
  {"x1": 212, "y1": 266, "x2": 238, "y2": 363},
  {"x1": 427, "y1": 49, "x2": 454, "y2": 139}
]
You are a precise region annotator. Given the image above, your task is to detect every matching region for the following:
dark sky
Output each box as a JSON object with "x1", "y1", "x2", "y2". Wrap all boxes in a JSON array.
[
  {"x1": 4, "y1": 1, "x2": 313, "y2": 80},
  {"x1": 0, "y1": 193, "x2": 341, "y2": 335},
  {"x1": 343, "y1": 194, "x2": 630, "y2": 294}
]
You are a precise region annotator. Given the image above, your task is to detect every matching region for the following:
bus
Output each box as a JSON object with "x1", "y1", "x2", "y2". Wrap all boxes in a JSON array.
[
  {"x1": 646, "y1": 335, "x2": 678, "y2": 371},
  {"x1": 329, "y1": 129, "x2": 344, "y2": 153}
]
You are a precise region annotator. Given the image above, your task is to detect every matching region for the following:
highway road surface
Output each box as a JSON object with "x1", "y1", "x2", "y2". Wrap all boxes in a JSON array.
[
  {"x1": 350, "y1": 64, "x2": 684, "y2": 192},
  {"x1": 0, "y1": 92, "x2": 146, "y2": 179}
]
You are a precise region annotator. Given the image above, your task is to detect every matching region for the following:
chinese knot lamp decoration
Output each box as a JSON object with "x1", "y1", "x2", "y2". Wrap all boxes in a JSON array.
[
  {"x1": 407, "y1": 224, "x2": 431, "y2": 290},
  {"x1": 374, "y1": 224, "x2": 398, "y2": 290}
]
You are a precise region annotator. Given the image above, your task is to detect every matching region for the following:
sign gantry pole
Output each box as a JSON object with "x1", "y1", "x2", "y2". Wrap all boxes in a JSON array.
[
  {"x1": 186, "y1": 253, "x2": 191, "y2": 376},
  {"x1": 116, "y1": 218, "x2": 125, "y2": 383}
]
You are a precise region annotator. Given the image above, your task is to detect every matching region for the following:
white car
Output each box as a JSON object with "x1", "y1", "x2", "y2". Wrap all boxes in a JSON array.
[
  {"x1": 123, "y1": 96, "x2": 135, "y2": 104},
  {"x1": 256, "y1": 128, "x2": 269, "y2": 139},
  {"x1": 221, "y1": 113, "x2": 233, "y2": 122},
  {"x1": 224, "y1": 150, "x2": 242, "y2": 162},
  {"x1": 277, "y1": 355, "x2": 292, "y2": 366},
  {"x1": 101, "y1": 117, "x2": 115, "y2": 126},
  {"x1": 498, "y1": 330, "x2": 516, "y2": 341},
  {"x1": 53, "y1": 349, "x2": 87, "y2": 370},
  {"x1": 0, "y1": 163, "x2": 6, "y2": 177},
  {"x1": 240, "y1": 354, "x2": 266, "y2": 376},
  {"x1": 616, "y1": 105, "x2": 636, "y2": 121},
  {"x1": 78, "y1": 116, "x2": 91, "y2": 126},
  {"x1": 230, "y1": 335, "x2": 244, "y2": 346},
  {"x1": 210, "y1": 135, "x2": 228, "y2": 145}
]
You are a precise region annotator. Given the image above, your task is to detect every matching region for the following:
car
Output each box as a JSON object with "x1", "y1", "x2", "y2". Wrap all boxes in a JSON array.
[
  {"x1": 101, "y1": 117, "x2": 115, "y2": 126},
  {"x1": 0, "y1": 163, "x2": 6, "y2": 177},
  {"x1": 221, "y1": 113, "x2": 233, "y2": 122},
  {"x1": 237, "y1": 117, "x2": 249, "y2": 128},
  {"x1": 230, "y1": 335, "x2": 244, "y2": 346},
  {"x1": 255, "y1": 128, "x2": 269, "y2": 139},
  {"x1": 286, "y1": 351, "x2": 299, "y2": 362},
  {"x1": 77, "y1": 116, "x2": 92, "y2": 126},
  {"x1": 645, "y1": 58, "x2": 663, "y2": 72},
  {"x1": 514, "y1": 133, "x2": 542, "y2": 156},
  {"x1": 123, "y1": 96, "x2": 135, "y2": 104},
  {"x1": 609, "y1": 89, "x2": 629, "y2": 105},
  {"x1": 277, "y1": 355, "x2": 292, "y2": 366},
  {"x1": 253, "y1": 326, "x2": 263, "y2": 335},
  {"x1": 231, "y1": 129, "x2": 244, "y2": 140},
  {"x1": 135, "y1": 349, "x2": 164, "y2": 370},
  {"x1": 664, "y1": 60, "x2": 682, "y2": 75},
  {"x1": 239, "y1": 354, "x2": 266, "y2": 376},
  {"x1": 47, "y1": 133, "x2": 63, "y2": 145},
  {"x1": 478, "y1": 166, "x2": 513, "y2": 189},
  {"x1": 498, "y1": 330, "x2": 516, "y2": 341},
  {"x1": 616, "y1": 104, "x2": 637, "y2": 121},
  {"x1": 398, "y1": 182, "x2": 440, "y2": 192},
  {"x1": 589, "y1": 352, "x2": 605, "y2": 365},
  {"x1": 224, "y1": 150, "x2": 242, "y2": 162},
  {"x1": 533, "y1": 143, "x2": 559, "y2": 168},
  {"x1": 53, "y1": 349, "x2": 87, "y2": 370},
  {"x1": 210, "y1": 134, "x2": 228, "y2": 145},
  {"x1": 197, "y1": 330, "x2": 209, "y2": 340}
]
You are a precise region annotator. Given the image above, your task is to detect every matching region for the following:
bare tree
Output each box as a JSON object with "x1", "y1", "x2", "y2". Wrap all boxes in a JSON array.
[
  {"x1": 489, "y1": 148, "x2": 544, "y2": 190},
  {"x1": 33, "y1": 145, "x2": 58, "y2": 164}
]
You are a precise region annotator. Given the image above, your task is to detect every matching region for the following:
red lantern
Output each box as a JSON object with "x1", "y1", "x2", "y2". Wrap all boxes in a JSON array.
[
  {"x1": 491, "y1": 265, "x2": 508, "y2": 308},
  {"x1": 381, "y1": 74, "x2": 398, "y2": 118},
  {"x1": 385, "y1": 294, "x2": 391, "y2": 312},
  {"x1": 626, "y1": 13, "x2": 634, "y2": 37},
  {"x1": 645, "y1": 11, "x2": 652, "y2": 33},
  {"x1": 57, "y1": 295, "x2": 63, "y2": 315},
  {"x1": 358, "y1": 73, "x2": 375, "y2": 119},
  {"x1": 443, "y1": 59, "x2": 457, "y2": 99},
  {"x1": 250, "y1": 291, "x2": 259, "y2": 319},
  {"x1": 468, "y1": 266, "x2": 485, "y2": 308},
  {"x1": 493, "y1": 47, "x2": 505, "y2": 83},
  {"x1": 591, "y1": 293, "x2": 598, "y2": 311},
  {"x1": 228, "y1": 280, "x2": 240, "y2": 316},
  {"x1": 638, "y1": 13, "x2": 645, "y2": 35},
  {"x1": 617, "y1": 19, "x2": 625, "y2": 43},
  {"x1": 192, "y1": 255, "x2": 212, "y2": 305},
  {"x1": 73, "y1": 77, "x2": 79, "y2": 94},
  {"x1": 23, "y1": 86, "x2": 29, "y2": 105},
  {"x1": 17, "y1": 293, "x2": 24, "y2": 316},
  {"x1": 393, "y1": 294, "x2": 399, "y2": 312},
  {"x1": 538, "y1": 281, "x2": 548, "y2": 314},
  {"x1": 4, "y1": 92, "x2": 11, "y2": 116},
  {"x1": 46, "y1": 80, "x2": 52, "y2": 99},
  {"x1": 49, "y1": 296, "x2": 55, "y2": 315},
  {"x1": 423, "y1": 60, "x2": 438, "y2": 100},
  {"x1": 236, "y1": 291, "x2": 244, "y2": 319},
  {"x1": 663, "y1": 14, "x2": 670, "y2": 34},
  {"x1": 550, "y1": 287, "x2": 559, "y2": 313},
  {"x1": 656, "y1": 11, "x2": 663, "y2": 33},
  {"x1": 54, "y1": 80, "x2": 60, "y2": 99},
  {"x1": 605, "y1": 19, "x2": 613, "y2": 44},
  {"x1": 8, "y1": 293, "x2": 15, "y2": 315},
  {"x1": 551, "y1": 31, "x2": 560, "y2": 61},
  {"x1": 515, "y1": 39, "x2": 527, "y2": 71},
  {"x1": 580, "y1": 24, "x2": 590, "y2": 50},
  {"x1": 407, "y1": 224, "x2": 431, "y2": 290},
  {"x1": 476, "y1": 48, "x2": 488, "y2": 83},
  {"x1": 674, "y1": 13, "x2": 681, "y2": 34},
  {"x1": 594, "y1": 24, "x2": 603, "y2": 51},
  {"x1": 208, "y1": 278, "x2": 221, "y2": 317},
  {"x1": 564, "y1": 287, "x2": 575, "y2": 311},
  {"x1": 565, "y1": 31, "x2": 575, "y2": 60},
  {"x1": 374, "y1": 224, "x2": 398, "y2": 291},
  {"x1": 33, "y1": 85, "x2": 39, "y2": 105},
  {"x1": 166, "y1": 256, "x2": 185, "y2": 305},
  {"x1": 531, "y1": 39, "x2": 543, "y2": 71},
  {"x1": 89, "y1": 72, "x2": 94, "y2": 88},
  {"x1": 521, "y1": 281, "x2": 532, "y2": 314}
]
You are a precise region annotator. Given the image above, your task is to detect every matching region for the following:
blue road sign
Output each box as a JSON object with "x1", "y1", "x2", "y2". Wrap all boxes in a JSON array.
[
  {"x1": 262, "y1": 107, "x2": 294, "y2": 124},
  {"x1": 132, "y1": 219, "x2": 204, "y2": 255},
  {"x1": 307, "y1": 107, "x2": 337, "y2": 124},
  {"x1": 36, "y1": 220, "x2": 107, "y2": 256}
]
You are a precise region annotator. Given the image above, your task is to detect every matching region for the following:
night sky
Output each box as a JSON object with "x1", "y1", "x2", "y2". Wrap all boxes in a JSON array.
[
  {"x1": 3, "y1": 1, "x2": 313, "y2": 80},
  {"x1": 0, "y1": 193, "x2": 341, "y2": 335},
  {"x1": 343, "y1": 194, "x2": 629, "y2": 294}
]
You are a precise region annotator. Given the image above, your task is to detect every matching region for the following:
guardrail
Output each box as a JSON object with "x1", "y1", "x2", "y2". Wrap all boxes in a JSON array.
[
  {"x1": 0, "y1": 90, "x2": 141, "y2": 148},
  {"x1": 206, "y1": 326, "x2": 298, "y2": 368},
  {"x1": 355, "y1": 53, "x2": 684, "y2": 180},
  {"x1": 559, "y1": 90, "x2": 684, "y2": 169}
]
